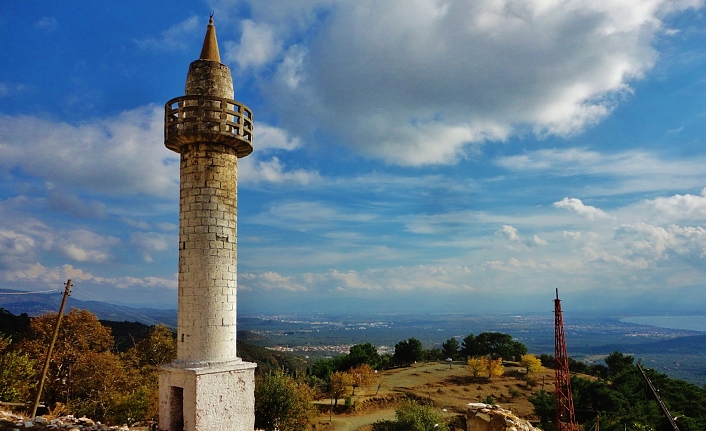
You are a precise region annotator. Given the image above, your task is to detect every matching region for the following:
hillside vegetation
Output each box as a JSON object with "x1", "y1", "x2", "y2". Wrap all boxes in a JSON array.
[{"x1": 2, "y1": 308, "x2": 706, "y2": 431}]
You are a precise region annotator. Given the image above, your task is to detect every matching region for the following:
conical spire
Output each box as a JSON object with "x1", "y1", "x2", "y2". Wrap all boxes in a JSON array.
[{"x1": 199, "y1": 15, "x2": 221, "y2": 62}]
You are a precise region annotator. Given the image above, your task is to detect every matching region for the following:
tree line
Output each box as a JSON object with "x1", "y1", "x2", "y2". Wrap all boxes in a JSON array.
[{"x1": 529, "y1": 351, "x2": 706, "y2": 431}]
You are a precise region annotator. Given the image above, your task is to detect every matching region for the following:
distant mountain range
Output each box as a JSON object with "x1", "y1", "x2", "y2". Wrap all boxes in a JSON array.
[{"x1": 0, "y1": 288, "x2": 177, "y2": 327}]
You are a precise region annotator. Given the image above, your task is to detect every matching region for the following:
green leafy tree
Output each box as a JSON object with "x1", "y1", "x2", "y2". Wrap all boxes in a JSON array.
[
  {"x1": 461, "y1": 333, "x2": 478, "y2": 358},
  {"x1": 529, "y1": 389, "x2": 555, "y2": 431},
  {"x1": 309, "y1": 358, "x2": 337, "y2": 380},
  {"x1": 441, "y1": 337, "x2": 459, "y2": 360},
  {"x1": 0, "y1": 333, "x2": 36, "y2": 402},
  {"x1": 393, "y1": 338, "x2": 423, "y2": 366},
  {"x1": 348, "y1": 342, "x2": 382, "y2": 369},
  {"x1": 255, "y1": 369, "x2": 316, "y2": 431}
]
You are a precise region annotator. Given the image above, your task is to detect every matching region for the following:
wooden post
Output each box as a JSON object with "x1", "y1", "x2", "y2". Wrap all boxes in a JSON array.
[{"x1": 31, "y1": 279, "x2": 72, "y2": 418}]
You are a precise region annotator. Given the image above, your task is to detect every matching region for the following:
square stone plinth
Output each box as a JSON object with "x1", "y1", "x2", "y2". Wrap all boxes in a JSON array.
[{"x1": 159, "y1": 361, "x2": 256, "y2": 431}]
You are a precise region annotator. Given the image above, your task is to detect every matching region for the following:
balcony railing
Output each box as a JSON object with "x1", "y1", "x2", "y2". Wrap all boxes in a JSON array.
[{"x1": 164, "y1": 95, "x2": 253, "y2": 156}]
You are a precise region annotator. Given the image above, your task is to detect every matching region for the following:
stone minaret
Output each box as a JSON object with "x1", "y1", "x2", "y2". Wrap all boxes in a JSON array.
[{"x1": 159, "y1": 17, "x2": 256, "y2": 431}]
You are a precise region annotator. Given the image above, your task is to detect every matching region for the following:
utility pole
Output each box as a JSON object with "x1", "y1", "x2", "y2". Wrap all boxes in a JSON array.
[{"x1": 31, "y1": 279, "x2": 72, "y2": 418}]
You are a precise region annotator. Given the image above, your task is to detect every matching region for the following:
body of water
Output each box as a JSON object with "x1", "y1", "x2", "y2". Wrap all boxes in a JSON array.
[{"x1": 620, "y1": 315, "x2": 706, "y2": 332}]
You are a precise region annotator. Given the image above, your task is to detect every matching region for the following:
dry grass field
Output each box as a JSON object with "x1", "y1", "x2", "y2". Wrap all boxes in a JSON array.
[{"x1": 312, "y1": 361, "x2": 555, "y2": 431}]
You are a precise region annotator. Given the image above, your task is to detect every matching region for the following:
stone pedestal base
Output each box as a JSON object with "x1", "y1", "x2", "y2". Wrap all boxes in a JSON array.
[{"x1": 159, "y1": 361, "x2": 256, "y2": 431}]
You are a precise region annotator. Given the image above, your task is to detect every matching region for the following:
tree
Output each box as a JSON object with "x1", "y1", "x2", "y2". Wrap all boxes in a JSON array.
[
  {"x1": 461, "y1": 333, "x2": 478, "y2": 358},
  {"x1": 349, "y1": 364, "x2": 376, "y2": 395},
  {"x1": 475, "y1": 332, "x2": 527, "y2": 361},
  {"x1": 255, "y1": 369, "x2": 316, "y2": 431},
  {"x1": 122, "y1": 324, "x2": 177, "y2": 422},
  {"x1": 372, "y1": 400, "x2": 449, "y2": 431},
  {"x1": 123, "y1": 324, "x2": 176, "y2": 368},
  {"x1": 20, "y1": 309, "x2": 115, "y2": 406},
  {"x1": 467, "y1": 357, "x2": 487, "y2": 379},
  {"x1": 0, "y1": 333, "x2": 36, "y2": 402},
  {"x1": 529, "y1": 389, "x2": 555, "y2": 431},
  {"x1": 393, "y1": 338, "x2": 423, "y2": 366},
  {"x1": 519, "y1": 354, "x2": 543, "y2": 375},
  {"x1": 487, "y1": 357, "x2": 503, "y2": 378},
  {"x1": 604, "y1": 351, "x2": 634, "y2": 379},
  {"x1": 441, "y1": 338, "x2": 459, "y2": 360},
  {"x1": 348, "y1": 342, "x2": 382, "y2": 370},
  {"x1": 310, "y1": 358, "x2": 337, "y2": 380},
  {"x1": 329, "y1": 371, "x2": 354, "y2": 405}
]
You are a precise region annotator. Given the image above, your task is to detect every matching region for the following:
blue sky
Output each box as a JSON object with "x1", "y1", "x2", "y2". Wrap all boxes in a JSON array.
[{"x1": 2, "y1": 1, "x2": 706, "y2": 315}]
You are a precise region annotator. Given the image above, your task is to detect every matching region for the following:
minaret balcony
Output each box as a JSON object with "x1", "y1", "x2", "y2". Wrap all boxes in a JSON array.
[{"x1": 164, "y1": 95, "x2": 253, "y2": 157}]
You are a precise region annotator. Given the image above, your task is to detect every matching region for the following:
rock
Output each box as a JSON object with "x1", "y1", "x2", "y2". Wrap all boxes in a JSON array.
[
  {"x1": 32, "y1": 416, "x2": 48, "y2": 425},
  {"x1": 78, "y1": 416, "x2": 95, "y2": 426},
  {"x1": 23, "y1": 420, "x2": 35, "y2": 428},
  {"x1": 467, "y1": 403, "x2": 540, "y2": 431}
]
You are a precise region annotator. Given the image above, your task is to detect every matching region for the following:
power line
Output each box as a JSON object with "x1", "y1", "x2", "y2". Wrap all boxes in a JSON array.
[{"x1": 0, "y1": 289, "x2": 60, "y2": 295}]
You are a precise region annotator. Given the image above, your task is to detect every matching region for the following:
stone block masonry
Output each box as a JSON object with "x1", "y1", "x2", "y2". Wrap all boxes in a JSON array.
[
  {"x1": 159, "y1": 16, "x2": 256, "y2": 431},
  {"x1": 177, "y1": 142, "x2": 239, "y2": 365}
]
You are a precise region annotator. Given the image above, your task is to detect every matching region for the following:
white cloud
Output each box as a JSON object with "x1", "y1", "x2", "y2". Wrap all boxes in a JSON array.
[
  {"x1": 0, "y1": 106, "x2": 178, "y2": 197},
  {"x1": 496, "y1": 148, "x2": 706, "y2": 196},
  {"x1": 255, "y1": 124, "x2": 301, "y2": 151},
  {"x1": 52, "y1": 229, "x2": 120, "y2": 263},
  {"x1": 225, "y1": 20, "x2": 281, "y2": 68},
  {"x1": 130, "y1": 232, "x2": 173, "y2": 262},
  {"x1": 133, "y1": 16, "x2": 200, "y2": 51},
  {"x1": 498, "y1": 225, "x2": 520, "y2": 242},
  {"x1": 240, "y1": 156, "x2": 320, "y2": 185},
  {"x1": 553, "y1": 197, "x2": 611, "y2": 220},
  {"x1": 3, "y1": 262, "x2": 176, "y2": 290},
  {"x1": 237, "y1": 0, "x2": 703, "y2": 165},
  {"x1": 240, "y1": 271, "x2": 307, "y2": 291}
]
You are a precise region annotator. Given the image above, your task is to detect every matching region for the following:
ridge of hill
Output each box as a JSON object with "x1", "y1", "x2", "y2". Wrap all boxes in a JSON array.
[{"x1": 0, "y1": 289, "x2": 176, "y2": 326}]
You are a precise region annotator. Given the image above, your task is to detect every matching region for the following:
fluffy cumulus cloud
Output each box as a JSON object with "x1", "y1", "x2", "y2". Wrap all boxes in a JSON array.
[
  {"x1": 554, "y1": 197, "x2": 611, "y2": 220},
  {"x1": 225, "y1": 20, "x2": 281, "y2": 68},
  {"x1": 0, "y1": 106, "x2": 177, "y2": 197},
  {"x1": 225, "y1": 0, "x2": 703, "y2": 165}
]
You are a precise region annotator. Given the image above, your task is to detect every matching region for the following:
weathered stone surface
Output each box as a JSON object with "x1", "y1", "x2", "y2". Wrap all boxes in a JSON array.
[
  {"x1": 466, "y1": 403, "x2": 540, "y2": 431},
  {"x1": 159, "y1": 16, "x2": 257, "y2": 431}
]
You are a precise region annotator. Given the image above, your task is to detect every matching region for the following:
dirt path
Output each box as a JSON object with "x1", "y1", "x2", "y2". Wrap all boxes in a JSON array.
[{"x1": 326, "y1": 408, "x2": 396, "y2": 431}]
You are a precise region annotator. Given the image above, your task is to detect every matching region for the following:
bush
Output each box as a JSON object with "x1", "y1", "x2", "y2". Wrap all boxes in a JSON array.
[{"x1": 373, "y1": 400, "x2": 449, "y2": 431}]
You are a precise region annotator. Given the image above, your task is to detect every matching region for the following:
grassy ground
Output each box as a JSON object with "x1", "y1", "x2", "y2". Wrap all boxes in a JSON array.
[{"x1": 311, "y1": 361, "x2": 555, "y2": 431}]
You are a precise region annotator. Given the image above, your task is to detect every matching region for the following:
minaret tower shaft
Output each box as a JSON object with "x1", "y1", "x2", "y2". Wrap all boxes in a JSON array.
[{"x1": 159, "y1": 17, "x2": 256, "y2": 431}]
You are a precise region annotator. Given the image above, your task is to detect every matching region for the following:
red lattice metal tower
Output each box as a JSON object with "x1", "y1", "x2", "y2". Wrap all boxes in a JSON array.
[{"x1": 554, "y1": 289, "x2": 579, "y2": 431}]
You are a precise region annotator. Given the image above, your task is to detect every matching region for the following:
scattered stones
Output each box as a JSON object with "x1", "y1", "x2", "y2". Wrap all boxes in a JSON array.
[{"x1": 0, "y1": 410, "x2": 137, "y2": 431}]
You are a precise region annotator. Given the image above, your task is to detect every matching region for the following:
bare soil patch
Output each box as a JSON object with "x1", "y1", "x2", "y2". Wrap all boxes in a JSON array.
[{"x1": 316, "y1": 361, "x2": 555, "y2": 430}]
